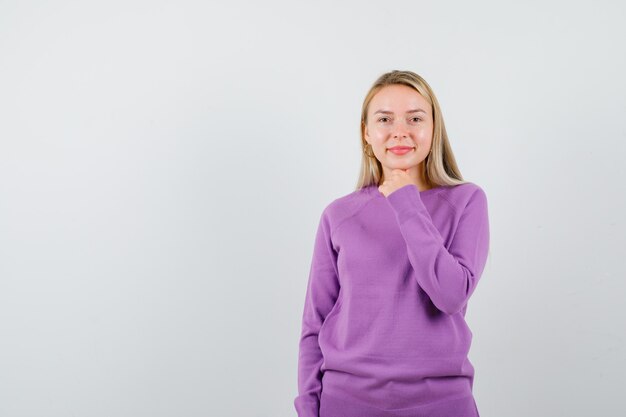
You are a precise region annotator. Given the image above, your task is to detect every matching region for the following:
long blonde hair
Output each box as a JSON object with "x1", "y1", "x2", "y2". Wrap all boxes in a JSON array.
[{"x1": 356, "y1": 70, "x2": 466, "y2": 190}]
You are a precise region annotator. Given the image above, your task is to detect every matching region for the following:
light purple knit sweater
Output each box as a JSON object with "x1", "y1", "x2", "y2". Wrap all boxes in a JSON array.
[{"x1": 294, "y1": 182, "x2": 490, "y2": 417}]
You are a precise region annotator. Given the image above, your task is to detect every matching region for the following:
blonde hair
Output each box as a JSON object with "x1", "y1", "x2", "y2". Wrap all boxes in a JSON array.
[{"x1": 356, "y1": 70, "x2": 467, "y2": 190}]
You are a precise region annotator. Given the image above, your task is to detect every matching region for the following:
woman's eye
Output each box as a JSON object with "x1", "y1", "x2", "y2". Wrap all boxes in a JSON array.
[
  {"x1": 411, "y1": 117, "x2": 421, "y2": 122},
  {"x1": 378, "y1": 117, "x2": 389, "y2": 122}
]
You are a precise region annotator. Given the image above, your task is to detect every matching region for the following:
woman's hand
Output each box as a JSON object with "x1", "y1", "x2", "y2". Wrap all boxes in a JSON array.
[{"x1": 378, "y1": 169, "x2": 416, "y2": 197}]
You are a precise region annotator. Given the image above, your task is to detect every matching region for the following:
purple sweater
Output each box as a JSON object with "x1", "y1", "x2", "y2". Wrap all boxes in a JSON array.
[{"x1": 294, "y1": 182, "x2": 490, "y2": 417}]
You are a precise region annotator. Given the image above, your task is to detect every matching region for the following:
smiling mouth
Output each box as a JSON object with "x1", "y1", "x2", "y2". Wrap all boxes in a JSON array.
[{"x1": 388, "y1": 147, "x2": 415, "y2": 154}]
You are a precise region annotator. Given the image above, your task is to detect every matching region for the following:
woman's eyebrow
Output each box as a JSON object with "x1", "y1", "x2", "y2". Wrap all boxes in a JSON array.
[{"x1": 373, "y1": 109, "x2": 427, "y2": 114}]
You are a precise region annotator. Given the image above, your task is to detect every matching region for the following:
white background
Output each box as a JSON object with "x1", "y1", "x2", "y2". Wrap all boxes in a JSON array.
[{"x1": 1, "y1": 1, "x2": 625, "y2": 416}]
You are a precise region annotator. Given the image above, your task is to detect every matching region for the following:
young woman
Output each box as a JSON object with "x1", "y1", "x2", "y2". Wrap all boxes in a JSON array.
[{"x1": 294, "y1": 70, "x2": 490, "y2": 417}]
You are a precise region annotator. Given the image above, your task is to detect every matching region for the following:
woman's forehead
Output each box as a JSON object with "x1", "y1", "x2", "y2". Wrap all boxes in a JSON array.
[{"x1": 370, "y1": 86, "x2": 429, "y2": 114}]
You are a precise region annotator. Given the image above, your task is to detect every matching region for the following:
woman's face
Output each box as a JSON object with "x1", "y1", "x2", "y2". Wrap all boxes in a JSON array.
[{"x1": 364, "y1": 84, "x2": 433, "y2": 176}]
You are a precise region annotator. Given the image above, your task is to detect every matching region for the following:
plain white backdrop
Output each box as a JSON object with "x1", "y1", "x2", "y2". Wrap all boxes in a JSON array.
[{"x1": 1, "y1": 0, "x2": 625, "y2": 416}]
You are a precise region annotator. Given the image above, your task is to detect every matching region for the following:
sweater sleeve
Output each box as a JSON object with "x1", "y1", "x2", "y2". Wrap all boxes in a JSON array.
[
  {"x1": 385, "y1": 184, "x2": 490, "y2": 315},
  {"x1": 294, "y1": 208, "x2": 340, "y2": 417}
]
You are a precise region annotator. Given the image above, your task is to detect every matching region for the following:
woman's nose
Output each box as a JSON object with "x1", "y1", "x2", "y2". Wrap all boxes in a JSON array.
[{"x1": 393, "y1": 123, "x2": 409, "y2": 138}]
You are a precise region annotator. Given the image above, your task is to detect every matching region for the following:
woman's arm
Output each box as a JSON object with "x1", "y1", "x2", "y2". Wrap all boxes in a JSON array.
[
  {"x1": 386, "y1": 184, "x2": 490, "y2": 315},
  {"x1": 294, "y1": 208, "x2": 340, "y2": 417}
]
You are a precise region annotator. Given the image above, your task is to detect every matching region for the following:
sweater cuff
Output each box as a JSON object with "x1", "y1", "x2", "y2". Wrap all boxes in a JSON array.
[
  {"x1": 294, "y1": 397, "x2": 319, "y2": 417},
  {"x1": 385, "y1": 184, "x2": 425, "y2": 222}
]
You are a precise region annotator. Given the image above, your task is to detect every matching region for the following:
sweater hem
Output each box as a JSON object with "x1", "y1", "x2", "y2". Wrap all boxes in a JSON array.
[{"x1": 320, "y1": 390, "x2": 479, "y2": 417}]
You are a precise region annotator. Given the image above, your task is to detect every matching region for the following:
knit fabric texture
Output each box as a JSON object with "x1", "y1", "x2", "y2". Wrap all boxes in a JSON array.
[{"x1": 294, "y1": 183, "x2": 490, "y2": 417}]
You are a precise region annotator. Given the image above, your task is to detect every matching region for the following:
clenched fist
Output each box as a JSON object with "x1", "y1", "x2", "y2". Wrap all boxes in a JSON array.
[{"x1": 378, "y1": 169, "x2": 417, "y2": 198}]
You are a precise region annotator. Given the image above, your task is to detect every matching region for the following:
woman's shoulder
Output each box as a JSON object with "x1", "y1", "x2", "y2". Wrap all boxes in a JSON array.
[
  {"x1": 445, "y1": 181, "x2": 486, "y2": 196},
  {"x1": 436, "y1": 181, "x2": 488, "y2": 212},
  {"x1": 318, "y1": 185, "x2": 377, "y2": 228}
]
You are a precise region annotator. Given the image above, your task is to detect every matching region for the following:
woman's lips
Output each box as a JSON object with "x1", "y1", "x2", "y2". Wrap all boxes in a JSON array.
[{"x1": 388, "y1": 147, "x2": 414, "y2": 155}]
